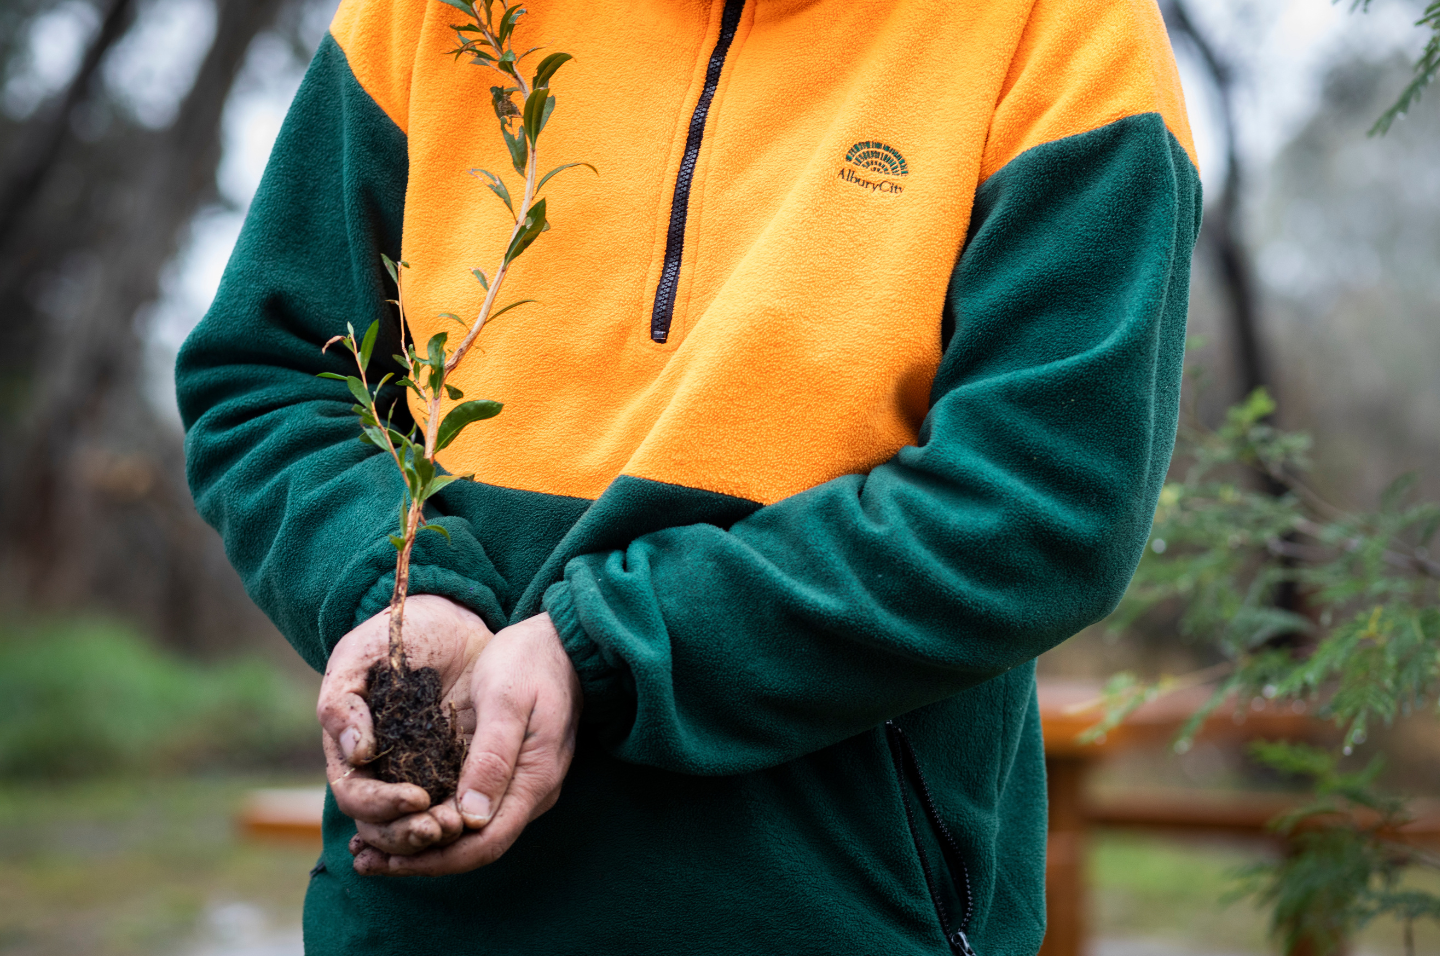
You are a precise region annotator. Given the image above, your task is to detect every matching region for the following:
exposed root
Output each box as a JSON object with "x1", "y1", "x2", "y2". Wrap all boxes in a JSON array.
[{"x1": 366, "y1": 660, "x2": 464, "y2": 805}]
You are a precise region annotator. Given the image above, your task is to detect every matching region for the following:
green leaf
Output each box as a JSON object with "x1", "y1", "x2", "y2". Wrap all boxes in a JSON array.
[
  {"x1": 523, "y1": 88, "x2": 550, "y2": 144},
  {"x1": 435, "y1": 0, "x2": 476, "y2": 14},
  {"x1": 428, "y1": 474, "x2": 463, "y2": 494},
  {"x1": 502, "y1": 125, "x2": 528, "y2": 176},
  {"x1": 346, "y1": 377, "x2": 370, "y2": 408},
  {"x1": 380, "y1": 253, "x2": 398, "y2": 284},
  {"x1": 360, "y1": 424, "x2": 391, "y2": 450},
  {"x1": 317, "y1": 372, "x2": 347, "y2": 381},
  {"x1": 426, "y1": 332, "x2": 448, "y2": 371},
  {"x1": 435, "y1": 399, "x2": 504, "y2": 451},
  {"x1": 531, "y1": 51, "x2": 571, "y2": 89},
  {"x1": 388, "y1": 534, "x2": 406, "y2": 551},
  {"x1": 488, "y1": 299, "x2": 537, "y2": 323},
  {"x1": 425, "y1": 475, "x2": 466, "y2": 499},
  {"x1": 421, "y1": 523, "x2": 452, "y2": 542},
  {"x1": 503, "y1": 197, "x2": 547, "y2": 265},
  {"x1": 535, "y1": 161, "x2": 596, "y2": 194},
  {"x1": 471, "y1": 268, "x2": 489, "y2": 289},
  {"x1": 437, "y1": 312, "x2": 467, "y2": 327},
  {"x1": 498, "y1": 4, "x2": 524, "y2": 44},
  {"x1": 469, "y1": 168, "x2": 515, "y2": 218},
  {"x1": 359, "y1": 320, "x2": 379, "y2": 372},
  {"x1": 445, "y1": 384, "x2": 464, "y2": 400},
  {"x1": 413, "y1": 454, "x2": 436, "y2": 494}
]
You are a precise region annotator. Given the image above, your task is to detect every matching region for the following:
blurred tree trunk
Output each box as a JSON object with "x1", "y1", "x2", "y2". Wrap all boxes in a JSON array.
[
  {"x1": 1162, "y1": 0, "x2": 1275, "y2": 407},
  {"x1": 0, "y1": 0, "x2": 137, "y2": 254},
  {"x1": 0, "y1": 0, "x2": 292, "y2": 653}
]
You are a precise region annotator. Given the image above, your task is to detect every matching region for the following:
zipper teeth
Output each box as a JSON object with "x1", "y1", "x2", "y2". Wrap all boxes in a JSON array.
[
  {"x1": 886, "y1": 722, "x2": 953, "y2": 933},
  {"x1": 649, "y1": 0, "x2": 746, "y2": 344},
  {"x1": 886, "y1": 720, "x2": 978, "y2": 948}
]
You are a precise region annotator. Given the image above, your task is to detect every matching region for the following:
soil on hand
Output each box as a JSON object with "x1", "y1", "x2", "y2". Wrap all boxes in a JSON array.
[{"x1": 366, "y1": 660, "x2": 464, "y2": 805}]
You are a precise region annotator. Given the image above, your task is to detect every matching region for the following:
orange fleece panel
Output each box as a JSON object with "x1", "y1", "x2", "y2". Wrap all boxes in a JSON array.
[
  {"x1": 338, "y1": 0, "x2": 1191, "y2": 505},
  {"x1": 982, "y1": 0, "x2": 1197, "y2": 182},
  {"x1": 329, "y1": 0, "x2": 428, "y2": 134}
]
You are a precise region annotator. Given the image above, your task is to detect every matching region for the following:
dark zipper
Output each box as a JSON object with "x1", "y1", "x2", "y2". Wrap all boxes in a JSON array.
[
  {"x1": 886, "y1": 720, "x2": 978, "y2": 956},
  {"x1": 649, "y1": 0, "x2": 747, "y2": 344}
]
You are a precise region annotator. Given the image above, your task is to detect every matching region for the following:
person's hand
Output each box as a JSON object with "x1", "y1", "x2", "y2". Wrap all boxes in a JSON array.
[
  {"x1": 351, "y1": 612, "x2": 582, "y2": 877},
  {"x1": 318, "y1": 594, "x2": 491, "y2": 861}
]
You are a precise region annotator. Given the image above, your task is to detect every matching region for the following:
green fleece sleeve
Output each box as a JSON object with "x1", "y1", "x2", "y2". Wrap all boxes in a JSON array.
[
  {"x1": 544, "y1": 112, "x2": 1201, "y2": 774},
  {"x1": 176, "y1": 36, "x2": 507, "y2": 673}
]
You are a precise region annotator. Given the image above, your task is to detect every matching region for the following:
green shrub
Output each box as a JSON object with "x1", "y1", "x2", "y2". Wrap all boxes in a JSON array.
[{"x1": 0, "y1": 620, "x2": 316, "y2": 778}]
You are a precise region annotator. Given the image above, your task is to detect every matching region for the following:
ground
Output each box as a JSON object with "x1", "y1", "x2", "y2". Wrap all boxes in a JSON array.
[{"x1": 1, "y1": 775, "x2": 1435, "y2": 955}]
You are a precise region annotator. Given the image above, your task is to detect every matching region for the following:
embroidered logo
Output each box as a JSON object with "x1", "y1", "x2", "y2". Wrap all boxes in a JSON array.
[{"x1": 839, "y1": 141, "x2": 908, "y2": 195}]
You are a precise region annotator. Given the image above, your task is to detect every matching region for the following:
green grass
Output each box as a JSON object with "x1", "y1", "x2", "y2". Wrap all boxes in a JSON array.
[
  {"x1": 1092, "y1": 832, "x2": 1440, "y2": 954},
  {"x1": 0, "y1": 619, "x2": 322, "y2": 954},
  {"x1": 0, "y1": 775, "x2": 320, "y2": 956},
  {"x1": 1092, "y1": 833, "x2": 1273, "y2": 952}
]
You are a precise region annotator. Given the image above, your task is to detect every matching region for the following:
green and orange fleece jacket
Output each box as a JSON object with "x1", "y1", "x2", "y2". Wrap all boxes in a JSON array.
[{"x1": 177, "y1": 0, "x2": 1201, "y2": 953}]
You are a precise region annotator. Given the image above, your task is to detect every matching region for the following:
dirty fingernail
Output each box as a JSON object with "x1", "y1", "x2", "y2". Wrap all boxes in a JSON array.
[
  {"x1": 459, "y1": 789, "x2": 491, "y2": 825},
  {"x1": 340, "y1": 727, "x2": 360, "y2": 761}
]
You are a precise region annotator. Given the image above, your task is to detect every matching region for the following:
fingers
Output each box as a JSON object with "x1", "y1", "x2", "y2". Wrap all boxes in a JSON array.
[
  {"x1": 323, "y1": 730, "x2": 430, "y2": 824},
  {"x1": 354, "y1": 679, "x2": 577, "y2": 876},
  {"x1": 349, "y1": 614, "x2": 581, "y2": 878},
  {"x1": 318, "y1": 621, "x2": 387, "y2": 765},
  {"x1": 352, "y1": 792, "x2": 531, "y2": 876},
  {"x1": 319, "y1": 690, "x2": 375, "y2": 764},
  {"x1": 354, "y1": 800, "x2": 464, "y2": 856},
  {"x1": 455, "y1": 683, "x2": 531, "y2": 829}
]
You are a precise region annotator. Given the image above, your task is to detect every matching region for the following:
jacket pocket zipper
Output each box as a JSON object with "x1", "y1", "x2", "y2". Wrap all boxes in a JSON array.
[
  {"x1": 885, "y1": 720, "x2": 978, "y2": 956},
  {"x1": 650, "y1": 0, "x2": 746, "y2": 344}
]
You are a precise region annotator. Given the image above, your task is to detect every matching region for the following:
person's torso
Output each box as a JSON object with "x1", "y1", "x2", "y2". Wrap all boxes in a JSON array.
[{"x1": 335, "y1": 0, "x2": 1030, "y2": 508}]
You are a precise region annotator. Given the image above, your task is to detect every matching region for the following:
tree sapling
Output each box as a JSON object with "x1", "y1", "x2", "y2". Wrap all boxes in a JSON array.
[{"x1": 320, "y1": 0, "x2": 593, "y2": 804}]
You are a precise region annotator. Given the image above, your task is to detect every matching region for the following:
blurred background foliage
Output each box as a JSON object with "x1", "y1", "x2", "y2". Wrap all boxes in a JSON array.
[
  {"x1": 0, "y1": 619, "x2": 316, "y2": 779},
  {"x1": 0, "y1": 0, "x2": 1439, "y2": 954}
]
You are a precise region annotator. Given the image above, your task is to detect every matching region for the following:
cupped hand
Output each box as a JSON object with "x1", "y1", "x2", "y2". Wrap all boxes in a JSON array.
[
  {"x1": 350, "y1": 612, "x2": 582, "y2": 877},
  {"x1": 318, "y1": 594, "x2": 492, "y2": 860}
]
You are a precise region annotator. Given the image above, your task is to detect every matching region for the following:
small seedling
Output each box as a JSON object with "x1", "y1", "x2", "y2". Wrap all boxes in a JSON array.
[{"x1": 320, "y1": 0, "x2": 593, "y2": 803}]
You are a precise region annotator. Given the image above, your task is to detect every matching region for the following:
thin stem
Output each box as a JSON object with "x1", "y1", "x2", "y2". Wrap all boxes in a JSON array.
[
  {"x1": 369, "y1": 271, "x2": 416, "y2": 668},
  {"x1": 384, "y1": 0, "x2": 545, "y2": 669},
  {"x1": 388, "y1": 498, "x2": 423, "y2": 670},
  {"x1": 446, "y1": 24, "x2": 537, "y2": 374}
]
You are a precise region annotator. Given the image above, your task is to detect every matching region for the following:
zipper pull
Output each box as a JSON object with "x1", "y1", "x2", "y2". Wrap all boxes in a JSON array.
[{"x1": 949, "y1": 929, "x2": 977, "y2": 956}]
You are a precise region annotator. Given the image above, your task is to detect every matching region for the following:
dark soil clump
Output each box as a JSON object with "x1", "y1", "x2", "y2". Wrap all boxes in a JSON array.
[{"x1": 366, "y1": 661, "x2": 464, "y2": 805}]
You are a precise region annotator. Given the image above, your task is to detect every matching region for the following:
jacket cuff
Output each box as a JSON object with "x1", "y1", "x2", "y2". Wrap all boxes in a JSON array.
[
  {"x1": 544, "y1": 580, "x2": 629, "y2": 724},
  {"x1": 354, "y1": 565, "x2": 505, "y2": 630},
  {"x1": 316, "y1": 515, "x2": 508, "y2": 661}
]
